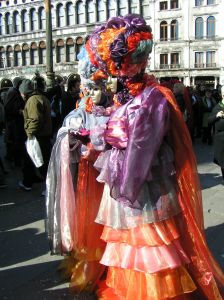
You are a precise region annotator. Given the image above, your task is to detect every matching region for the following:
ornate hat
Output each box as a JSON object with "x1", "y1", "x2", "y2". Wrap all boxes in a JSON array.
[{"x1": 86, "y1": 14, "x2": 153, "y2": 78}]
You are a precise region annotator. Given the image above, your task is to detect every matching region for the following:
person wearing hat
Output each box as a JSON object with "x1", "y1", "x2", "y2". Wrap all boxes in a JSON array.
[
  {"x1": 19, "y1": 79, "x2": 52, "y2": 191},
  {"x1": 86, "y1": 14, "x2": 224, "y2": 299},
  {"x1": 4, "y1": 77, "x2": 25, "y2": 165}
]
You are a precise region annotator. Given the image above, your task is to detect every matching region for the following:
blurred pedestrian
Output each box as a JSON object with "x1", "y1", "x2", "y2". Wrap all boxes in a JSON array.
[
  {"x1": 173, "y1": 82, "x2": 186, "y2": 115},
  {"x1": 19, "y1": 79, "x2": 52, "y2": 191},
  {"x1": 61, "y1": 77, "x2": 81, "y2": 121},
  {"x1": 199, "y1": 89, "x2": 216, "y2": 145},
  {"x1": 208, "y1": 86, "x2": 224, "y2": 180}
]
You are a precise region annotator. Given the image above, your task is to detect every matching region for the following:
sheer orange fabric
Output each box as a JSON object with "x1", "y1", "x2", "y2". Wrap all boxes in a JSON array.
[
  {"x1": 157, "y1": 86, "x2": 224, "y2": 299},
  {"x1": 97, "y1": 266, "x2": 196, "y2": 300},
  {"x1": 63, "y1": 157, "x2": 106, "y2": 292}
]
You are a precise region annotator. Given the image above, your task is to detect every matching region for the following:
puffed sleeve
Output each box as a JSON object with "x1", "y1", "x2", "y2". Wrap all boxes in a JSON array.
[{"x1": 119, "y1": 87, "x2": 170, "y2": 207}]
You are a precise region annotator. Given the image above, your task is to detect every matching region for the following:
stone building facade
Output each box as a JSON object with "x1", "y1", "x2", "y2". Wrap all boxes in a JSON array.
[{"x1": 0, "y1": 0, "x2": 223, "y2": 88}]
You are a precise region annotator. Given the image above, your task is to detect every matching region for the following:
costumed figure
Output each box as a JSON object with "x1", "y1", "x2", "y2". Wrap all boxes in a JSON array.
[
  {"x1": 85, "y1": 14, "x2": 224, "y2": 299},
  {"x1": 45, "y1": 45, "x2": 113, "y2": 293}
]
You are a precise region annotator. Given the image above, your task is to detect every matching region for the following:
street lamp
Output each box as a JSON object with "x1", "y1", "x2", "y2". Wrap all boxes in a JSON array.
[{"x1": 44, "y1": 0, "x2": 55, "y2": 89}]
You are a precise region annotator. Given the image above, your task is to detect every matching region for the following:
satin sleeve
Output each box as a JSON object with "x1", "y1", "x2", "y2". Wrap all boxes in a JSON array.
[{"x1": 119, "y1": 87, "x2": 170, "y2": 206}]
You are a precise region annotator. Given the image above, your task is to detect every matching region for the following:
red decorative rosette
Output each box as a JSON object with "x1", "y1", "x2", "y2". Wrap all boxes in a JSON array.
[{"x1": 127, "y1": 32, "x2": 152, "y2": 53}]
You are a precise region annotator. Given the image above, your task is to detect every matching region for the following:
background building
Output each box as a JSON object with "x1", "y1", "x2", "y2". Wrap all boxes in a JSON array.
[{"x1": 0, "y1": 0, "x2": 223, "y2": 88}]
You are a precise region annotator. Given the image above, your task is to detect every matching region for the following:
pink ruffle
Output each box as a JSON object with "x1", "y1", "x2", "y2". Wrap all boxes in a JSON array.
[{"x1": 100, "y1": 239, "x2": 190, "y2": 274}]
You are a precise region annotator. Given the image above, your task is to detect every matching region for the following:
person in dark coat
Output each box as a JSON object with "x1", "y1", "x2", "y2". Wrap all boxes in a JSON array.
[
  {"x1": 199, "y1": 89, "x2": 216, "y2": 145},
  {"x1": 4, "y1": 78, "x2": 26, "y2": 166},
  {"x1": 173, "y1": 82, "x2": 186, "y2": 114},
  {"x1": 61, "y1": 77, "x2": 81, "y2": 121},
  {"x1": 208, "y1": 86, "x2": 224, "y2": 180},
  {"x1": 19, "y1": 79, "x2": 52, "y2": 190}
]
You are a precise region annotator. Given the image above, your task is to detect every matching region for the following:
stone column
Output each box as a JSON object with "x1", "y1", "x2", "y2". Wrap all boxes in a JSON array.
[{"x1": 45, "y1": 0, "x2": 55, "y2": 89}]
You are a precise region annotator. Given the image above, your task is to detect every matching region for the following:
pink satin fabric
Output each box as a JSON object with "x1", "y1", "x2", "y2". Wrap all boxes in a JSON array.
[
  {"x1": 100, "y1": 239, "x2": 190, "y2": 274},
  {"x1": 60, "y1": 134, "x2": 76, "y2": 252}
]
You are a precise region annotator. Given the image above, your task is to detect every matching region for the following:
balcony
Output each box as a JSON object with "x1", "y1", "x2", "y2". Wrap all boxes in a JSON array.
[
  {"x1": 194, "y1": 63, "x2": 217, "y2": 69},
  {"x1": 194, "y1": 63, "x2": 204, "y2": 69},
  {"x1": 158, "y1": 64, "x2": 181, "y2": 69},
  {"x1": 159, "y1": 38, "x2": 179, "y2": 42},
  {"x1": 170, "y1": 64, "x2": 181, "y2": 69},
  {"x1": 206, "y1": 63, "x2": 217, "y2": 68},
  {"x1": 194, "y1": 35, "x2": 217, "y2": 41}
]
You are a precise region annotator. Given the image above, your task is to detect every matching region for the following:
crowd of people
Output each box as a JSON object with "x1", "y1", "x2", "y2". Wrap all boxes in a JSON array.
[
  {"x1": 0, "y1": 13, "x2": 224, "y2": 300},
  {"x1": 0, "y1": 74, "x2": 81, "y2": 189}
]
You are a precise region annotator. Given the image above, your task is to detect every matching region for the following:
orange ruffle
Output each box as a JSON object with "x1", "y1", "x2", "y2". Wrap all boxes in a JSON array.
[
  {"x1": 101, "y1": 217, "x2": 180, "y2": 247},
  {"x1": 97, "y1": 266, "x2": 196, "y2": 300}
]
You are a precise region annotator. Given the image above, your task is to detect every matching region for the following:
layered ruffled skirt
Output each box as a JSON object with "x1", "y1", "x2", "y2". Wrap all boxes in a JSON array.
[
  {"x1": 95, "y1": 184, "x2": 198, "y2": 299},
  {"x1": 94, "y1": 148, "x2": 223, "y2": 299}
]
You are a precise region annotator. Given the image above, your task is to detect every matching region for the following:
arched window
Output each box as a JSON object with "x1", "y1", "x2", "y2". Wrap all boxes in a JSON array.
[
  {"x1": 141, "y1": 0, "x2": 149, "y2": 17},
  {"x1": 118, "y1": 0, "x2": 127, "y2": 16},
  {"x1": 6, "y1": 46, "x2": 13, "y2": 67},
  {"x1": 76, "y1": 1, "x2": 85, "y2": 24},
  {"x1": 13, "y1": 11, "x2": 20, "y2": 33},
  {"x1": 22, "y1": 10, "x2": 29, "y2": 32},
  {"x1": 0, "y1": 14, "x2": 2, "y2": 35},
  {"x1": 87, "y1": 0, "x2": 95, "y2": 23},
  {"x1": 0, "y1": 47, "x2": 5, "y2": 68},
  {"x1": 14, "y1": 44, "x2": 22, "y2": 66},
  {"x1": 130, "y1": 0, "x2": 138, "y2": 14},
  {"x1": 97, "y1": 0, "x2": 105, "y2": 22},
  {"x1": 195, "y1": 17, "x2": 204, "y2": 39},
  {"x1": 30, "y1": 8, "x2": 38, "y2": 31},
  {"x1": 5, "y1": 13, "x2": 11, "y2": 34},
  {"x1": 66, "y1": 38, "x2": 74, "y2": 62},
  {"x1": 107, "y1": 0, "x2": 116, "y2": 18},
  {"x1": 39, "y1": 41, "x2": 46, "y2": 64},
  {"x1": 207, "y1": 16, "x2": 215, "y2": 38},
  {"x1": 76, "y1": 36, "x2": 84, "y2": 60},
  {"x1": 66, "y1": 2, "x2": 74, "y2": 26},
  {"x1": 22, "y1": 44, "x2": 29, "y2": 65},
  {"x1": 57, "y1": 4, "x2": 64, "y2": 27},
  {"x1": 56, "y1": 39, "x2": 65, "y2": 63},
  {"x1": 171, "y1": 20, "x2": 178, "y2": 40},
  {"x1": 30, "y1": 42, "x2": 38, "y2": 65},
  {"x1": 39, "y1": 7, "x2": 46, "y2": 30},
  {"x1": 160, "y1": 21, "x2": 168, "y2": 41}
]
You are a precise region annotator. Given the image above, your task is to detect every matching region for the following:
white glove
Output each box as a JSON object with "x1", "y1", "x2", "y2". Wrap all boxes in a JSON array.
[{"x1": 216, "y1": 111, "x2": 224, "y2": 118}]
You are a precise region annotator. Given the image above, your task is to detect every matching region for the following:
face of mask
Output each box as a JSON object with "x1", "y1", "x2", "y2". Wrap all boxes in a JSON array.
[
  {"x1": 106, "y1": 76, "x2": 118, "y2": 93},
  {"x1": 90, "y1": 87, "x2": 102, "y2": 104}
]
